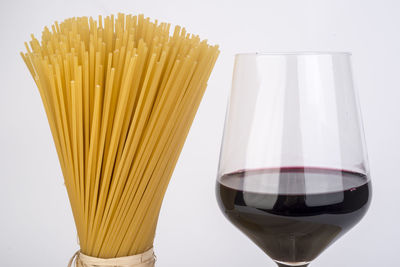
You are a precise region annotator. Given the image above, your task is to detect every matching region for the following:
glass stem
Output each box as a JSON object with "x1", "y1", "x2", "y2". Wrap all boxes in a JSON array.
[{"x1": 276, "y1": 264, "x2": 309, "y2": 267}]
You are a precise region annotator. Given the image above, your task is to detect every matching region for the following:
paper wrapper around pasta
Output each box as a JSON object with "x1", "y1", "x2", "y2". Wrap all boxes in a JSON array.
[{"x1": 69, "y1": 248, "x2": 155, "y2": 267}]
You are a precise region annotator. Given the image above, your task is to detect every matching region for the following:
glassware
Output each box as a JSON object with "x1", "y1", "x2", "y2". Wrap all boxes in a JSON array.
[{"x1": 216, "y1": 52, "x2": 372, "y2": 267}]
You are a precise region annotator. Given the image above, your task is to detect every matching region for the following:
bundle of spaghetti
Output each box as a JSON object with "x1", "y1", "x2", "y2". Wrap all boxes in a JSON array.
[{"x1": 21, "y1": 13, "x2": 219, "y2": 262}]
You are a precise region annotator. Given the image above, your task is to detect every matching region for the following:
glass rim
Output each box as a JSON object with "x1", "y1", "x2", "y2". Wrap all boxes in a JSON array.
[{"x1": 235, "y1": 51, "x2": 352, "y2": 57}]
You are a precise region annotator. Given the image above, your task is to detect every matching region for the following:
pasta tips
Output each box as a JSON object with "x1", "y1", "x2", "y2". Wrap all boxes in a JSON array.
[{"x1": 21, "y1": 13, "x2": 219, "y2": 258}]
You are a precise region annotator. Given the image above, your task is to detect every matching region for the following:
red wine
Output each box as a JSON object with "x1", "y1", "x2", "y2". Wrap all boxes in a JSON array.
[{"x1": 216, "y1": 167, "x2": 371, "y2": 266}]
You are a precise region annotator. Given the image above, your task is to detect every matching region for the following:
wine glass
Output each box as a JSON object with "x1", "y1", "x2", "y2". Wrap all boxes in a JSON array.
[{"x1": 216, "y1": 52, "x2": 372, "y2": 267}]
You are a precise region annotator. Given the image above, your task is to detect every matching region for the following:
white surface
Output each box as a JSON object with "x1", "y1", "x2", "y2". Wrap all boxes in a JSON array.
[{"x1": 0, "y1": 0, "x2": 398, "y2": 266}]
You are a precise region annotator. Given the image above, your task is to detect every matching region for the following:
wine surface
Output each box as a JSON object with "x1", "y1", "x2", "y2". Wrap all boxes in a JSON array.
[{"x1": 216, "y1": 167, "x2": 371, "y2": 265}]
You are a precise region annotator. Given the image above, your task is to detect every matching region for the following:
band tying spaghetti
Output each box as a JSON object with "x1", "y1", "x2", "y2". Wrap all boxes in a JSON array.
[{"x1": 68, "y1": 248, "x2": 156, "y2": 267}]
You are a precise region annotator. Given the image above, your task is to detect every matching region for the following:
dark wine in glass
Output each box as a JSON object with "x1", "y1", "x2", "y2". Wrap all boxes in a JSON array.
[
  {"x1": 216, "y1": 53, "x2": 371, "y2": 267},
  {"x1": 217, "y1": 167, "x2": 371, "y2": 265}
]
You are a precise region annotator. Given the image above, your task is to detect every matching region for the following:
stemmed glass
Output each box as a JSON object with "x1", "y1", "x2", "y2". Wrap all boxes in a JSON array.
[{"x1": 216, "y1": 52, "x2": 372, "y2": 267}]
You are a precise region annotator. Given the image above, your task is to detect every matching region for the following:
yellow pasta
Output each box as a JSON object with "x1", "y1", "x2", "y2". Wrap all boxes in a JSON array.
[{"x1": 21, "y1": 13, "x2": 219, "y2": 258}]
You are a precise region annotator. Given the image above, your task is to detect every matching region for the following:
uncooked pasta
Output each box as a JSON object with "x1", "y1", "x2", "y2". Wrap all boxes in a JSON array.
[{"x1": 21, "y1": 13, "x2": 219, "y2": 262}]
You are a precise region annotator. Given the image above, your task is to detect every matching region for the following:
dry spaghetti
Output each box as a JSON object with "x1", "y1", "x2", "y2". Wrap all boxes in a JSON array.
[{"x1": 21, "y1": 13, "x2": 219, "y2": 260}]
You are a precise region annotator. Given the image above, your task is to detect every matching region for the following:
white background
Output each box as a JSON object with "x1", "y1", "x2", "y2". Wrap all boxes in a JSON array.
[{"x1": 0, "y1": 0, "x2": 398, "y2": 266}]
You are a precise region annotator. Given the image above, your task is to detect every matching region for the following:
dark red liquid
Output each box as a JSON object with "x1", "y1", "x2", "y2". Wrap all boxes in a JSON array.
[{"x1": 216, "y1": 167, "x2": 371, "y2": 265}]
